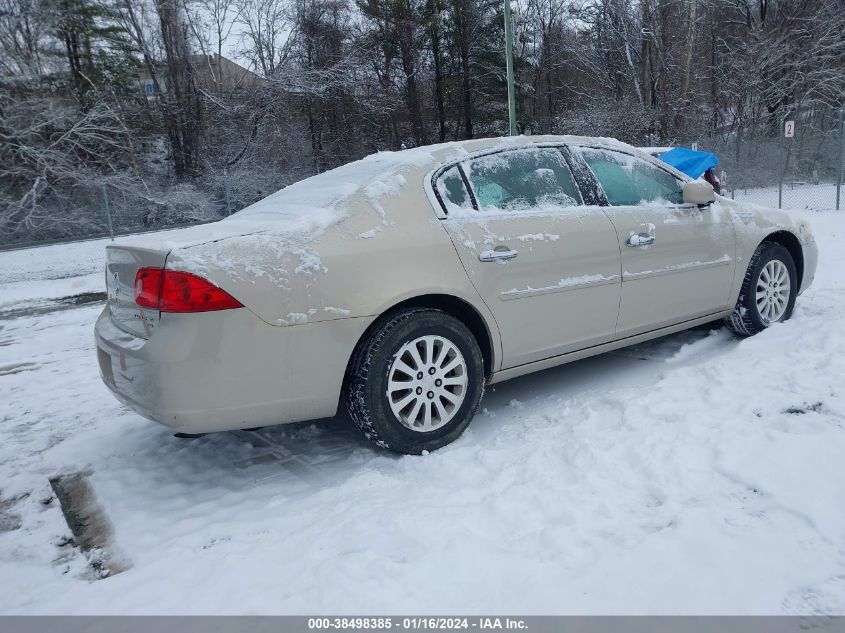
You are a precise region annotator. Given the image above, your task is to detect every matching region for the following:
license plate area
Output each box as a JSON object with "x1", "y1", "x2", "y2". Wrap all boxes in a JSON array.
[{"x1": 97, "y1": 347, "x2": 115, "y2": 387}]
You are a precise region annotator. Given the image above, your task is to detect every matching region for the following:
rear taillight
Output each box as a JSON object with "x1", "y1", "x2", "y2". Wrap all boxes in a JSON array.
[
  {"x1": 134, "y1": 268, "x2": 242, "y2": 313},
  {"x1": 134, "y1": 268, "x2": 163, "y2": 309}
]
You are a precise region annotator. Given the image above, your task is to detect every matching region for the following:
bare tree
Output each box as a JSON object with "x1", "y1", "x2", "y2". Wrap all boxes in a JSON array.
[
  {"x1": 2, "y1": 0, "x2": 844, "y2": 244},
  {"x1": 237, "y1": 0, "x2": 292, "y2": 75},
  {"x1": 0, "y1": 0, "x2": 49, "y2": 77}
]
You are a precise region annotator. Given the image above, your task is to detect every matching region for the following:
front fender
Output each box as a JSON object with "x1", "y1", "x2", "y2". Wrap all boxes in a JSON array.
[{"x1": 717, "y1": 197, "x2": 817, "y2": 303}]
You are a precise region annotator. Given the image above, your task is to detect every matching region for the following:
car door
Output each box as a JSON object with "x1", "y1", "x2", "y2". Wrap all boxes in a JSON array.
[
  {"x1": 573, "y1": 146, "x2": 736, "y2": 338},
  {"x1": 435, "y1": 146, "x2": 621, "y2": 369}
]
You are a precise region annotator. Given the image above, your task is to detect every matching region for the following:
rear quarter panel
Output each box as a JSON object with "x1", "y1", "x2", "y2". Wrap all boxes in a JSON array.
[{"x1": 164, "y1": 162, "x2": 503, "y2": 366}]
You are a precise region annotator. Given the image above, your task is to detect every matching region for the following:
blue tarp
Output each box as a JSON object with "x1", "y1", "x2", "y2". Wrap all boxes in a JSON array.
[{"x1": 657, "y1": 147, "x2": 719, "y2": 179}]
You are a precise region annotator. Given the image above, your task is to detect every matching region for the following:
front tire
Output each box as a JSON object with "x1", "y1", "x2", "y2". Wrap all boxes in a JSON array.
[
  {"x1": 726, "y1": 241, "x2": 798, "y2": 336},
  {"x1": 343, "y1": 308, "x2": 485, "y2": 454}
]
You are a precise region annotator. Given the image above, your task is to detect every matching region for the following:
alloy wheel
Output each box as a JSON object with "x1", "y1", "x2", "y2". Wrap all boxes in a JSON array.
[
  {"x1": 756, "y1": 259, "x2": 791, "y2": 323},
  {"x1": 386, "y1": 335, "x2": 468, "y2": 432}
]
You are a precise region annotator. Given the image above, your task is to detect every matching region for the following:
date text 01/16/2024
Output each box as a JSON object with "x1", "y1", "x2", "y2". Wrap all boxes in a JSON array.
[{"x1": 307, "y1": 618, "x2": 528, "y2": 630}]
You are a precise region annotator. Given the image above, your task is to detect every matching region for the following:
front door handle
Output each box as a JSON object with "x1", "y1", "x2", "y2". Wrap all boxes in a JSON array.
[
  {"x1": 627, "y1": 233, "x2": 655, "y2": 247},
  {"x1": 479, "y1": 248, "x2": 519, "y2": 262}
]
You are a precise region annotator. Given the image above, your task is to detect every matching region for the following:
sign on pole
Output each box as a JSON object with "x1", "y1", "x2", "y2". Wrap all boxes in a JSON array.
[{"x1": 785, "y1": 120, "x2": 795, "y2": 138}]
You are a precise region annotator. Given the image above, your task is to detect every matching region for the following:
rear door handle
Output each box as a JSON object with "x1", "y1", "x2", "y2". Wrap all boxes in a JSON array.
[
  {"x1": 627, "y1": 233, "x2": 655, "y2": 247},
  {"x1": 479, "y1": 248, "x2": 519, "y2": 262}
]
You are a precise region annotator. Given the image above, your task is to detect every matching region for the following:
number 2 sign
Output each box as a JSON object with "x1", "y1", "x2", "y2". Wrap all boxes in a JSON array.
[{"x1": 785, "y1": 120, "x2": 795, "y2": 138}]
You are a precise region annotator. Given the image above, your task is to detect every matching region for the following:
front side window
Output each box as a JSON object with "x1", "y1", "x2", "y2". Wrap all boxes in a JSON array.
[
  {"x1": 579, "y1": 148, "x2": 684, "y2": 206},
  {"x1": 463, "y1": 148, "x2": 583, "y2": 213}
]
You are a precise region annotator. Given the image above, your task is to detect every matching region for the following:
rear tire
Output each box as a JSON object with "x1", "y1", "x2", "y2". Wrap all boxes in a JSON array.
[
  {"x1": 726, "y1": 241, "x2": 798, "y2": 336},
  {"x1": 343, "y1": 308, "x2": 485, "y2": 454}
]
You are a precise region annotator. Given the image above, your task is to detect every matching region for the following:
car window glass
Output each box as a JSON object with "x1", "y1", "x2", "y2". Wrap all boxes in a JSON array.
[
  {"x1": 435, "y1": 165, "x2": 473, "y2": 214},
  {"x1": 463, "y1": 148, "x2": 583, "y2": 212},
  {"x1": 579, "y1": 148, "x2": 684, "y2": 206}
]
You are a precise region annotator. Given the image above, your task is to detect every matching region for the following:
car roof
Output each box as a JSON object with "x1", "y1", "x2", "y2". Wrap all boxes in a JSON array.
[
  {"x1": 120, "y1": 136, "x2": 669, "y2": 252},
  {"x1": 423, "y1": 135, "x2": 646, "y2": 164}
]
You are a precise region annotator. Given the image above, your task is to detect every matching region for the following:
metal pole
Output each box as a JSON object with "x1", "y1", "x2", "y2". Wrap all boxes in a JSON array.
[
  {"x1": 778, "y1": 112, "x2": 785, "y2": 209},
  {"x1": 836, "y1": 106, "x2": 844, "y2": 211},
  {"x1": 224, "y1": 167, "x2": 231, "y2": 216},
  {"x1": 102, "y1": 183, "x2": 114, "y2": 241},
  {"x1": 503, "y1": 0, "x2": 517, "y2": 136}
]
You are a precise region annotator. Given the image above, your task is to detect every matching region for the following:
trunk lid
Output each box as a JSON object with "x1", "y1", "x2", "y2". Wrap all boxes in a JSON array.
[{"x1": 105, "y1": 245, "x2": 169, "y2": 338}]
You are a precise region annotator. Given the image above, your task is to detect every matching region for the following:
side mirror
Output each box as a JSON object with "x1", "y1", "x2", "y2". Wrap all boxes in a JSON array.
[{"x1": 683, "y1": 180, "x2": 715, "y2": 205}]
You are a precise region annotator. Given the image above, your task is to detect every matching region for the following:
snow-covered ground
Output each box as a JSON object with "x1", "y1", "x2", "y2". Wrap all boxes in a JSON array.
[
  {"x1": 1, "y1": 209, "x2": 844, "y2": 615},
  {"x1": 0, "y1": 228, "x2": 190, "y2": 315},
  {"x1": 731, "y1": 182, "x2": 842, "y2": 212}
]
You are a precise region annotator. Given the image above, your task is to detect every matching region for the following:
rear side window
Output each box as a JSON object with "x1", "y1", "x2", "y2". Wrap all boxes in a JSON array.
[
  {"x1": 463, "y1": 148, "x2": 583, "y2": 213},
  {"x1": 579, "y1": 148, "x2": 684, "y2": 206},
  {"x1": 435, "y1": 165, "x2": 473, "y2": 214}
]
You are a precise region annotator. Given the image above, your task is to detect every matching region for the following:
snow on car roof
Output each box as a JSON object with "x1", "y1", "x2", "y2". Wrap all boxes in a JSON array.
[{"x1": 639, "y1": 146, "x2": 675, "y2": 156}]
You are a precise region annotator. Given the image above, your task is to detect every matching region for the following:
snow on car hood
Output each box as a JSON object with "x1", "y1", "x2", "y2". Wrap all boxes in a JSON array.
[{"x1": 713, "y1": 194, "x2": 811, "y2": 238}]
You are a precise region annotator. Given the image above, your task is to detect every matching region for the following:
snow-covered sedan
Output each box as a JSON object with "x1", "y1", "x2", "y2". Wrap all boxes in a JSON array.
[{"x1": 95, "y1": 136, "x2": 818, "y2": 454}]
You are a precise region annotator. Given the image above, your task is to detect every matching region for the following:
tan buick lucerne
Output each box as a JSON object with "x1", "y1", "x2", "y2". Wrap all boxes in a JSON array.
[{"x1": 96, "y1": 136, "x2": 818, "y2": 454}]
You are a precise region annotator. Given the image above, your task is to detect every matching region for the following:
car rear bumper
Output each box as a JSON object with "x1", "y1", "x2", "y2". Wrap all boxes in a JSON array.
[{"x1": 95, "y1": 306, "x2": 374, "y2": 433}]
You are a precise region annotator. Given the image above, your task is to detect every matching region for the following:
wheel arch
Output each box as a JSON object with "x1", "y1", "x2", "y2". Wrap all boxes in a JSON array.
[
  {"x1": 762, "y1": 230, "x2": 804, "y2": 291},
  {"x1": 345, "y1": 294, "x2": 497, "y2": 382}
]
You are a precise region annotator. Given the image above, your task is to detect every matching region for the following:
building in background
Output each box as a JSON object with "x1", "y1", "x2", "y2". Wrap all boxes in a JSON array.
[{"x1": 138, "y1": 54, "x2": 260, "y2": 98}]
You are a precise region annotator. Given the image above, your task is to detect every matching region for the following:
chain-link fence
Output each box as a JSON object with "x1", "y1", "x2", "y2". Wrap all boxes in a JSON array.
[
  {"x1": 0, "y1": 164, "x2": 287, "y2": 249},
  {"x1": 94, "y1": 166, "x2": 260, "y2": 239},
  {"x1": 690, "y1": 108, "x2": 845, "y2": 212}
]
